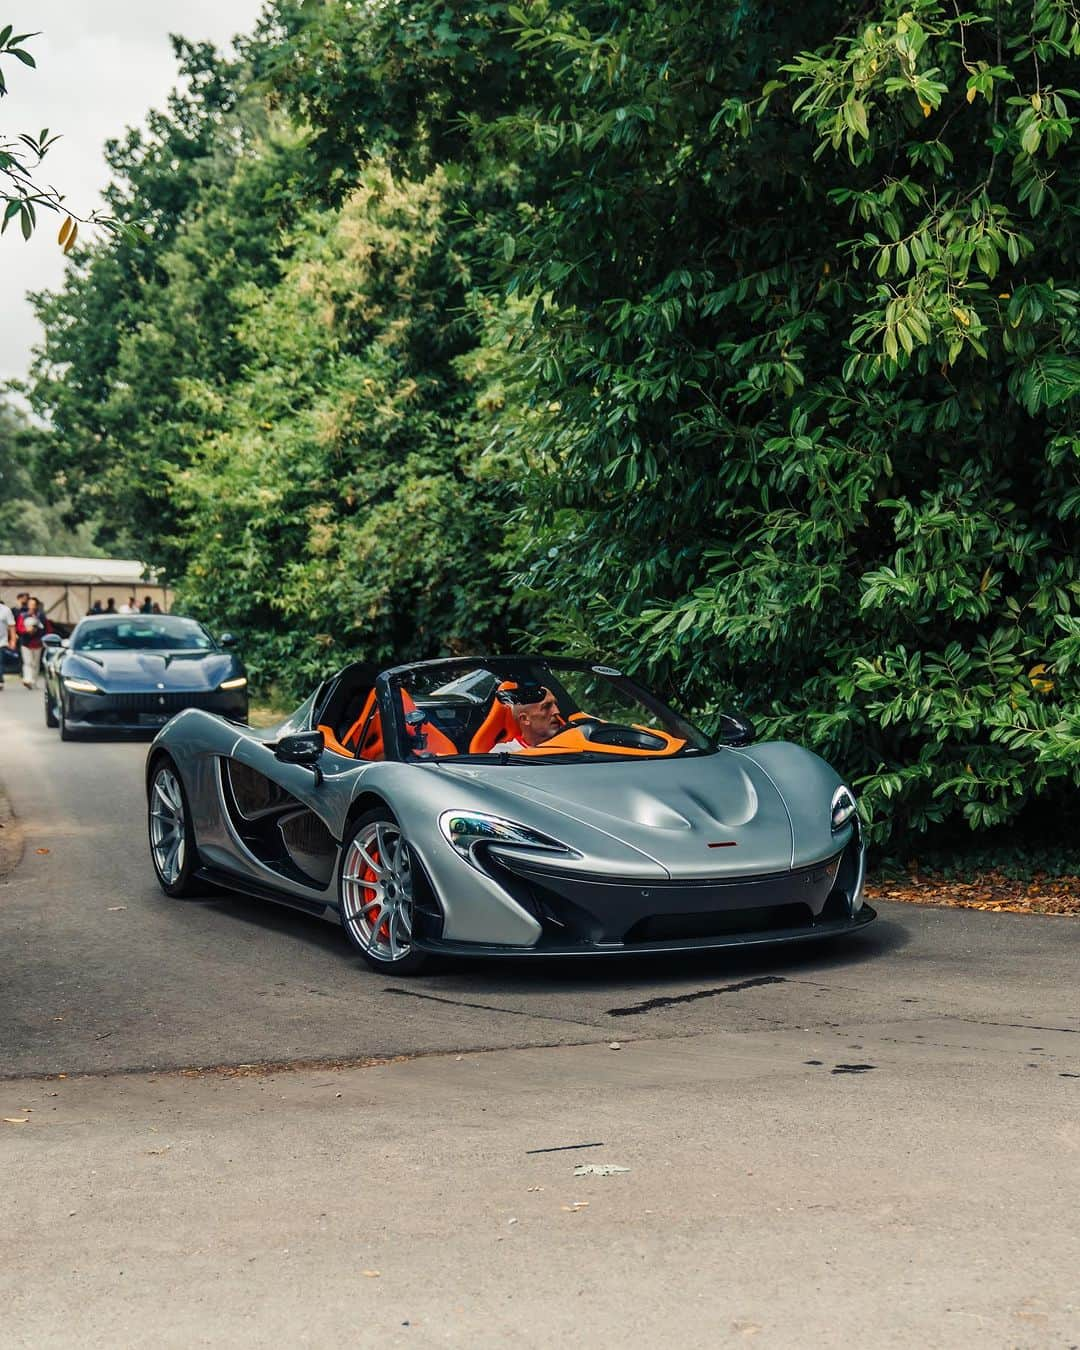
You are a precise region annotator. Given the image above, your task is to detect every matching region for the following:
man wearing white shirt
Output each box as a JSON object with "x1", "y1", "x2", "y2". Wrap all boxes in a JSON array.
[
  {"x1": 0, "y1": 596, "x2": 15, "y2": 692},
  {"x1": 488, "y1": 680, "x2": 565, "y2": 752}
]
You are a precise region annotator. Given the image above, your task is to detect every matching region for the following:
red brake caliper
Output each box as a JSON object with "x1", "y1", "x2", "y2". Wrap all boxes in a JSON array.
[{"x1": 362, "y1": 848, "x2": 390, "y2": 943}]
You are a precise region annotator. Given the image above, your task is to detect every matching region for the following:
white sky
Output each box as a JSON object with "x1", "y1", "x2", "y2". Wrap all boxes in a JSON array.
[{"x1": 0, "y1": 0, "x2": 267, "y2": 387}]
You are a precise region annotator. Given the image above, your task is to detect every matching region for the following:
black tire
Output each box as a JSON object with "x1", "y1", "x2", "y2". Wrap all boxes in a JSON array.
[
  {"x1": 44, "y1": 687, "x2": 58, "y2": 728},
  {"x1": 339, "y1": 807, "x2": 429, "y2": 974},
  {"x1": 147, "y1": 755, "x2": 201, "y2": 898},
  {"x1": 58, "y1": 695, "x2": 76, "y2": 741}
]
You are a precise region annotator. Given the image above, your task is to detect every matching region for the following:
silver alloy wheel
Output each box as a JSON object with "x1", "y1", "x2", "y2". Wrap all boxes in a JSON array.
[
  {"x1": 341, "y1": 821, "x2": 414, "y2": 962},
  {"x1": 150, "y1": 766, "x2": 187, "y2": 886}
]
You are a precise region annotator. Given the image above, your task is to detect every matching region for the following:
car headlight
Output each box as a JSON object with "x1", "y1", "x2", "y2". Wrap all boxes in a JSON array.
[
  {"x1": 63, "y1": 677, "x2": 101, "y2": 694},
  {"x1": 219, "y1": 676, "x2": 247, "y2": 690},
  {"x1": 831, "y1": 785, "x2": 858, "y2": 831},
  {"x1": 439, "y1": 811, "x2": 578, "y2": 870}
]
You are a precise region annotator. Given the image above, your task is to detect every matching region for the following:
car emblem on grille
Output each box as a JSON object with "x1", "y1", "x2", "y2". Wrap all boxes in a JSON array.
[{"x1": 159, "y1": 696, "x2": 166, "y2": 706}]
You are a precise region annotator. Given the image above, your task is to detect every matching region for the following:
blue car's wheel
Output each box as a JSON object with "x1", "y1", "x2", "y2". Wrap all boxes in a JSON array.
[
  {"x1": 340, "y1": 808, "x2": 428, "y2": 975},
  {"x1": 57, "y1": 695, "x2": 77, "y2": 742},
  {"x1": 44, "y1": 687, "x2": 58, "y2": 728}
]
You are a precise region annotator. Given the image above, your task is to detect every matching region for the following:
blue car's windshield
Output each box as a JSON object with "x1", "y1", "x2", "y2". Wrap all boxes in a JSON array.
[{"x1": 73, "y1": 618, "x2": 216, "y2": 653}]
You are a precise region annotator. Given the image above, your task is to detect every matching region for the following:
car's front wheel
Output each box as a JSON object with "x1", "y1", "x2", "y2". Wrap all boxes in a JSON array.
[
  {"x1": 44, "y1": 687, "x2": 58, "y2": 728},
  {"x1": 148, "y1": 757, "x2": 200, "y2": 897},
  {"x1": 57, "y1": 695, "x2": 76, "y2": 741},
  {"x1": 339, "y1": 808, "x2": 428, "y2": 974}
]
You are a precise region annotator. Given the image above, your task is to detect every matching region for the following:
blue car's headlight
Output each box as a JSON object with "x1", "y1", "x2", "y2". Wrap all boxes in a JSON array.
[
  {"x1": 219, "y1": 676, "x2": 247, "y2": 690},
  {"x1": 63, "y1": 676, "x2": 101, "y2": 694},
  {"x1": 831, "y1": 785, "x2": 858, "y2": 831},
  {"x1": 439, "y1": 811, "x2": 578, "y2": 869}
]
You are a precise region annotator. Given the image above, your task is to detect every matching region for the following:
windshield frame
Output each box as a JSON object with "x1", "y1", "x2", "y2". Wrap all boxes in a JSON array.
[
  {"x1": 71, "y1": 615, "x2": 219, "y2": 654},
  {"x1": 378, "y1": 656, "x2": 717, "y2": 765}
]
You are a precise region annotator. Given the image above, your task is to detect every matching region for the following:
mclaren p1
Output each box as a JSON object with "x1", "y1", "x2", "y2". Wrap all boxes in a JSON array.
[{"x1": 145, "y1": 656, "x2": 874, "y2": 972}]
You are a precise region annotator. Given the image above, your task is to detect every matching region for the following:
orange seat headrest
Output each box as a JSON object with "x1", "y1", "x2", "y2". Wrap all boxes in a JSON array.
[{"x1": 469, "y1": 692, "x2": 521, "y2": 754}]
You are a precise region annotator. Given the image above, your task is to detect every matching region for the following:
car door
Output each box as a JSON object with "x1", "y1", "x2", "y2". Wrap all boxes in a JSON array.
[{"x1": 214, "y1": 732, "x2": 341, "y2": 901}]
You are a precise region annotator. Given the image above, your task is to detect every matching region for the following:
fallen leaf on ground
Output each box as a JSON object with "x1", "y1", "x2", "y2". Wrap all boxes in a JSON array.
[
  {"x1": 561, "y1": 1201, "x2": 589, "y2": 1212},
  {"x1": 865, "y1": 868, "x2": 1080, "y2": 916},
  {"x1": 35, "y1": 848, "x2": 50, "y2": 855},
  {"x1": 361, "y1": 1270, "x2": 381, "y2": 1278},
  {"x1": 107, "y1": 906, "x2": 126, "y2": 912},
  {"x1": 3, "y1": 1117, "x2": 29, "y2": 1125}
]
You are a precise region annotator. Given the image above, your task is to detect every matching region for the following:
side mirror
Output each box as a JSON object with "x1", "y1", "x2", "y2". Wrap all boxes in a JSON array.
[
  {"x1": 275, "y1": 730, "x2": 325, "y2": 783},
  {"x1": 716, "y1": 712, "x2": 755, "y2": 747},
  {"x1": 219, "y1": 632, "x2": 238, "y2": 648},
  {"x1": 42, "y1": 633, "x2": 62, "y2": 649},
  {"x1": 275, "y1": 729, "x2": 324, "y2": 766}
]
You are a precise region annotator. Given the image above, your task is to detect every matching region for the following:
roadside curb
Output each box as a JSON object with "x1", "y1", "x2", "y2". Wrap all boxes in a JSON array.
[{"x1": 0, "y1": 783, "x2": 24, "y2": 881}]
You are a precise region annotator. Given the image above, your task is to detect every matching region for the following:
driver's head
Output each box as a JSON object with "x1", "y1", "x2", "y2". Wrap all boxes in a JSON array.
[{"x1": 496, "y1": 680, "x2": 564, "y2": 747}]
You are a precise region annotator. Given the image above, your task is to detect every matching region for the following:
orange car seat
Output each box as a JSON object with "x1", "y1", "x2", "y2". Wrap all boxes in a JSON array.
[
  {"x1": 400, "y1": 688, "x2": 458, "y2": 757},
  {"x1": 468, "y1": 686, "x2": 522, "y2": 754},
  {"x1": 320, "y1": 688, "x2": 458, "y2": 759}
]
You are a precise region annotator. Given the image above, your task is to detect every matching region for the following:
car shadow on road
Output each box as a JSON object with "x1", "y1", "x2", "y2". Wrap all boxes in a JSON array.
[{"x1": 184, "y1": 882, "x2": 908, "y2": 995}]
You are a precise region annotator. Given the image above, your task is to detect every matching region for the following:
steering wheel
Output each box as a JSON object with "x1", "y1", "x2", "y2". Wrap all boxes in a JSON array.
[{"x1": 580, "y1": 722, "x2": 667, "y2": 751}]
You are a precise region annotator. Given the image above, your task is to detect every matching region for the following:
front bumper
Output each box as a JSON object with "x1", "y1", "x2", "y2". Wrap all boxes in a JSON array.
[
  {"x1": 416, "y1": 837, "x2": 873, "y2": 956},
  {"x1": 64, "y1": 688, "x2": 248, "y2": 730},
  {"x1": 415, "y1": 905, "x2": 876, "y2": 957}
]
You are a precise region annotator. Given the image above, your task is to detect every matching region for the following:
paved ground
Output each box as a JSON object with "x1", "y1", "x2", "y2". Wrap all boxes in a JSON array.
[{"x1": 1, "y1": 681, "x2": 1078, "y2": 1346}]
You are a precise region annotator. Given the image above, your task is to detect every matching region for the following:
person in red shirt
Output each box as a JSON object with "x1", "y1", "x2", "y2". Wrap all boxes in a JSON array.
[{"x1": 15, "y1": 597, "x2": 53, "y2": 689}]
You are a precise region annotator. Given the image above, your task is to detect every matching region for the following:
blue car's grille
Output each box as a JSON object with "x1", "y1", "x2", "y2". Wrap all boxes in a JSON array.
[{"x1": 103, "y1": 691, "x2": 235, "y2": 712}]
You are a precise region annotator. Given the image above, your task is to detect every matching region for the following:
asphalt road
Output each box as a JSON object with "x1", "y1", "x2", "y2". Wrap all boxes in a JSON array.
[
  {"x1": 1, "y1": 681, "x2": 1076, "y2": 1078},
  {"x1": 2, "y1": 680, "x2": 1078, "y2": 1347}
]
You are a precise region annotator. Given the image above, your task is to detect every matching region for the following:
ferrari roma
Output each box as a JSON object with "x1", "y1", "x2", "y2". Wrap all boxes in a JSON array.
[
  {"x1": 145, "y1": 656, "x2": 874, "y2": 972},
  {"x1": 44, "y1": 614, "x2": 247, "y2": 740}
]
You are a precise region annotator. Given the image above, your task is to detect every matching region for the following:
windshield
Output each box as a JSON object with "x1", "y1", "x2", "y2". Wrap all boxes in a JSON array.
[
  {"x1": 73, "y1": 618, "x2": 216, "y2": 653},
  {"x1": 390, "y1": 659, "x2": 714, "y2": 763}
]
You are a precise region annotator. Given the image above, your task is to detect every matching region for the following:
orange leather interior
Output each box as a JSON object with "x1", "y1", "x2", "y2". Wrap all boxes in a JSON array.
[
  {"x1": 323, "y1": 688, "x2": 457, "y2": 759},
  {"x1": 317, "y1": 724, "x2": 354, "y2": 758},
  {"x1": 468, "y1": 696, "x2": 521, "y2": 753},
  {"x1": 342, "y1": 690, "x2": 377, "y2": 754},
  {"x1": 401, "y1": 688, "x2": 458, "y2": 757},
  {"x1": 510, "y1": 725, "x2": 686, "y2": 758}
]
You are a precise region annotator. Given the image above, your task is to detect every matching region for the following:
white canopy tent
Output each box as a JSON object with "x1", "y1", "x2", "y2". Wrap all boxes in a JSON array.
[{"x1": 0, "y1": 555, "x2": 173, "y2": 628}]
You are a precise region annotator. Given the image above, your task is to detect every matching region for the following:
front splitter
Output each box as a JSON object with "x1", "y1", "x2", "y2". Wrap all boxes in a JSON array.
[{"x1": 414, "y1": 904, "x2": 877, "y2": 958}]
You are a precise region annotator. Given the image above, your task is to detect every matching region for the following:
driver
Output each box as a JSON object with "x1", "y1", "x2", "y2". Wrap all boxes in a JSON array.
[{"x1": 491, "y1": 680, "x2": 565, "y2": 752}]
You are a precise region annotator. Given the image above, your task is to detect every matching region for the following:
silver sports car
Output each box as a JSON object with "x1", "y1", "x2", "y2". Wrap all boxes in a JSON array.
[{"x1": 145, "y1": 656, "x2": 874, "y2": 973}]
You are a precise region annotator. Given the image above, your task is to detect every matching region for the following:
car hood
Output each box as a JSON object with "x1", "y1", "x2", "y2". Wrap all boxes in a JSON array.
[
  {"x1": 67, "y1": 649, "x2": 239, "y2": 691},
  {"x1": 437, "y1": 751, "x2": 795, "y2": 879}
]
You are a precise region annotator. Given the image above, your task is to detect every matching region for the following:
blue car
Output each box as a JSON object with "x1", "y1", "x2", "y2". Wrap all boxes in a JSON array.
[{"x1": 43, "y1": 614, "x2": 247, "y2": 740}]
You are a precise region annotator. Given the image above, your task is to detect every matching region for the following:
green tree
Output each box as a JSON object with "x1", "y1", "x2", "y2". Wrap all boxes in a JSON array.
[
  {"x1": 0, "y1": 398, "x2": 103, "y2": 552},
  {"x1": 170, "y1": 164, "x2": 525, "y2": 692},
  {"x1": 27, "y1": 38, "x2": 249, "y2": 550},
  {"x1": 461, "y1": 0, "x2": 1080, "y2": 845},
  {"x1": 1, "y1": 24, "x2": 112, "y2": 244}
]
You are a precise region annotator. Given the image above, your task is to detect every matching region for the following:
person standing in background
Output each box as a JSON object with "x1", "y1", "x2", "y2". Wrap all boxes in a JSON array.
[
  {"x1": 15, "y1": 597, "x2": 52, "y2": 689},
  {"x1": 0, "y1": 595, "x2": 16, "y2": 692},
  {"x1": 118, "y1": 596, "x2": 138, "y2": 614}
]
